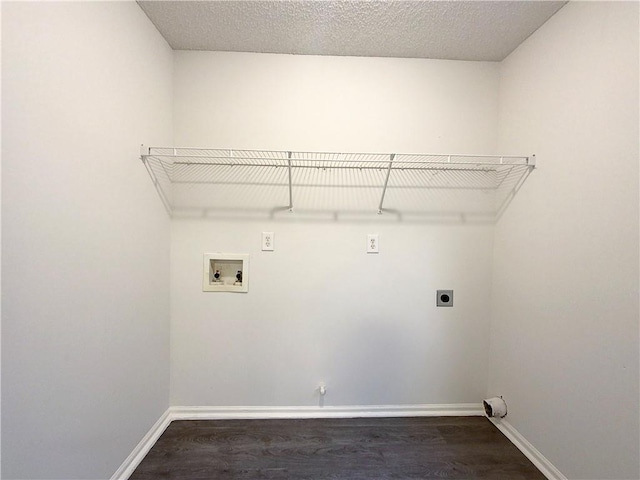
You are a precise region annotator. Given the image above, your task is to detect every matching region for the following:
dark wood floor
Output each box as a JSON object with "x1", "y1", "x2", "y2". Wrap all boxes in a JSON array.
[{"x1": 130, "y1": 417, "x2": 546, "y2": 479}]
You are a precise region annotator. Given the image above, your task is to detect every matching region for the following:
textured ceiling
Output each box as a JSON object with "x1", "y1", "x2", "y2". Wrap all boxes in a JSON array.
[{"x1": 137, "y1": 1, "x2": 566, "y2": 61}]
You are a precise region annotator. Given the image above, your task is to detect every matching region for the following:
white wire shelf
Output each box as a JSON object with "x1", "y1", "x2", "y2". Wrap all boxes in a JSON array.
[{"x1": 140, "y1": 146, "x2": 535, "y2": 221}]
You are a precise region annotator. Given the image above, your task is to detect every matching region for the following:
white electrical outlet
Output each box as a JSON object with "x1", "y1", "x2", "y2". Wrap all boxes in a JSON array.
[
  {"x1": 262, "y1": 232, "x2": 274, "y2": 251},
  {"x1": 367, "y1": 234, "x2": 379, "y2": 253}
]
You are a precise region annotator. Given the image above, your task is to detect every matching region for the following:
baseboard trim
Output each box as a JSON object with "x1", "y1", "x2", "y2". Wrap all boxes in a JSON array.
[
  {"x1": 489, "y1": 417, "x2": 567, "y2": 480},
  {"x1": 110, "y1": 408, "x2": 172, "y2": 480},
  {"x1": 169, "y1": 403, "x2": 484, "y2": 420},
  {"x1": 112, "y1": 405, "x2": 569, "y2": 480},
  {"x1": 112, "y1": 403, "x2": 484, "y2": 479}
]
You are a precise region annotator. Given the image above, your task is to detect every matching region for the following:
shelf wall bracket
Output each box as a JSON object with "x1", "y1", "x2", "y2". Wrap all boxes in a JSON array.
[
  {"x1": 140, "y1": 144, "x2": 150, "y2": 158},
  {"x1": 139, "y1": 144, "x2": 172, "y2": 216},
  {"x1": 377, "y1": 153, "x2": 395, "y2": 214},
  {"x1": 287, "y1": 151, "x2": 293, "y2": 212}
]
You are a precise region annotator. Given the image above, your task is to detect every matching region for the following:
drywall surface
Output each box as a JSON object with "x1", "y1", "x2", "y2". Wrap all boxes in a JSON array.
[
  {"x1": 171, "y1": 220, "x2": 495, "y2": 406},
  {"x1": 489, "y1": 2, "x2": 639, "y2": 479},
  {"x1": 173, "y1": 51, "x2": 499, "y2": 153},
  {"x1": 171, "y1": 52, "x2": 499, "y2": 406},
  {"x1": 2, "y1": 3, "x2": 172, "y2": 479}
]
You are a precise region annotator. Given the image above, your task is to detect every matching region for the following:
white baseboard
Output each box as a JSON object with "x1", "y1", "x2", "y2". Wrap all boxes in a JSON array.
[
  {"x1": 110, "y1": 408, "x2": 172, "y2": 480},
  {"x1": 112, "y1": 405, "x2": 567, "y2": 480},
  {"x1": 169, "y1": 403, "x2": 484, "y2": 420},
  {"x1": 489, "y1": 417, "x2": 567, "y2": 480},
  {"x1": 111, "y1": 403, "x2": 486, "y2": 480}
]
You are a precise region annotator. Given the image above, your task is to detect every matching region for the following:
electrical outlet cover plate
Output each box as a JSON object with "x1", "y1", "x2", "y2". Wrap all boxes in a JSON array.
[
  {"x1": 367, "y1": 234, "x2": 379, "y2": 253},
  {"x1": 436, "y1": 290, "x2": 453, "y2": 307},
  {"x1": 262, "y1": 232, "x2": 274, "y2": 251}
]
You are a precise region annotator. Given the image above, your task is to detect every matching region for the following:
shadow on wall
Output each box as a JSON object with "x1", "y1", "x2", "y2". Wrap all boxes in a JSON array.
[{"x1": 170, "y1": 207, "x2": 496, "y2": 225}]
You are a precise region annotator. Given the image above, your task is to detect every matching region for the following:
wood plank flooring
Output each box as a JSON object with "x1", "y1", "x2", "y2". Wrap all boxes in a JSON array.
[{"x1": 130, "y1": 417, "x2": 546, "y2": 479}]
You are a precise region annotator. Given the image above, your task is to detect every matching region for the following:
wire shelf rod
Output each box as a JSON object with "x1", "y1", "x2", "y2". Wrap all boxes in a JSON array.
[
  {"x1": 287, "y1": 151, "x2": 293, "y2": 212},
  {"x1": 145, "y1": 147, "x2": 530, "y2": 161},
  {"x1": 145, "y1": 152, "x2": 529, "y2": 163},
  {"x1": 169, "y1": 180, "x2": 503, "y2": 191},
  {"x1": 494, "y1": 164, "x2": 520, "y2": 191},
  {"x1": 378, "y1": 154, "x2": 395, "y2": 214},
  {"x1": 495, "y1": 166, "x2": 534, "y2": 220},
  {"x1": 148, "y1": 155, "x2": 530, "y2": 166},
  {"x1": 157, "y1": 163, "x2": 518, "y2": 174},
  {"x1": 162, "y1": 155, "x2": 532, "y2": 168}
]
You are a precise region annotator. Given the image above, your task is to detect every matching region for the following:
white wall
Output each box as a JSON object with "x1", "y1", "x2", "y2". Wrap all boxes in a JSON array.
[
  {"x1": 171, "y1": 220, "x2": 495, "y2": 406},
  {"x1": 2, "y1": 3, "x2": 172, "y2": 479},
  {"x1": 174, "y1": 51, "x2": 498, "y2": 154},
  {"x1": 489, "y1": 2, "x2": 639, "y2": 479},
  {"x1": 171, "y1": 52, "x2": 500, "y2": 407}
]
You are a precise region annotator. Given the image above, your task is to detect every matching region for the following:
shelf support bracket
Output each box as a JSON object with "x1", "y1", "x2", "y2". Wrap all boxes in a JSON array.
[
  {"x1": 528, "y1": 154, "x2": 536, "y2": 168},
  {"x1": 378, "y1": 154, "x2": 395, "y2": 214},
  {"x1": 139, "y1": 145, "x2": 172, "y2": 216},
  {"x1": 287, "y1": 152, "x2": 293, "y2": 212}
]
